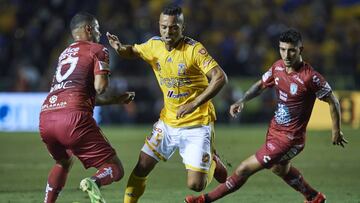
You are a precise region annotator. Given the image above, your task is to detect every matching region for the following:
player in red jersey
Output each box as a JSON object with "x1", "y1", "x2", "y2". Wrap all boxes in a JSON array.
[
  {"x1": 185, "y1": 29, "x2": 348, "y2": 203},
  {"x1": 39, "y1": 12, "x2": 135, "y2": 203}
]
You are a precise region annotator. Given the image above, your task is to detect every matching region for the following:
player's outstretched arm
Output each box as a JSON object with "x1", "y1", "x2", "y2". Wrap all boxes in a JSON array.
[
  {"x1": 176, "y1": 66, "x2": 227, "y2": 119},
  {"x1": 106, "y1": 32, "x2": 140, "y2": 59},
  {"x1": 229, "y1": 80, "x2": 265, "y2": 118},
  {"x1": 322, "y1": 92, "x2": 348, "y2": 147},
  {"x1": 95, "y1": 91, "x2": 135, "y2": 106}
]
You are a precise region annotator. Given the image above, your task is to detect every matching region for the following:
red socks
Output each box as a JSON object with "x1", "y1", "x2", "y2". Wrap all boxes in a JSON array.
[
  {"x1": 44, "y1": 164, "x2": 69, "y2": 203},
  {"x1": 205, "y1": 173, "x2": 247, "y2": 202},
  {"x1": 282, "y1": 166, "x2": 318, "y2": 200},
  {"x1": 92, "y1": 163, "x2": 122, "y2": 187}
]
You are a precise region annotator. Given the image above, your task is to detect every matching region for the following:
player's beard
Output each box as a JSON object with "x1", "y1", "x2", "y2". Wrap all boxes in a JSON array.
[{"x1": 94, "y1": 35, "x2": 100, "y2": 43}]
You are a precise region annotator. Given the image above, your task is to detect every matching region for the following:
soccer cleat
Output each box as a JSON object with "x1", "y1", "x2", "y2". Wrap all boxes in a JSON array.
[
  {"x1": 80, "y1": 177, "x2": 106, "y2": 203},
  {"x1": 213, "y1": 153, "x2": 228, "y2": 183},
  {"x1": 184, "y1": 194, "x2": 206, "y2": 203},
  {"x1": 304, "y1": 192, "x2": 326, "y2": 203}
]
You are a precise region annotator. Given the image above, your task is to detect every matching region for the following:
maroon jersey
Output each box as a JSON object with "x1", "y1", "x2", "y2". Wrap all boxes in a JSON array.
[
  {"x1": 261, "y1": 60, "x2": 332, "y2": 143},
  {"x1": 41, "y1": 41, "x2": 110, "y2": 113}
]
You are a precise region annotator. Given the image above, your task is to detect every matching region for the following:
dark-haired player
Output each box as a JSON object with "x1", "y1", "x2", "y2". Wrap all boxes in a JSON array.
[
  {"x1": 39, "y1": 12, "x2": 134, "y2": 203},
  {"x1": 107, "y1": 5, "x2": 228, "y2": 203},
  {"x1": 185, "y1": 29, "x2": 347, "y2": 203}
]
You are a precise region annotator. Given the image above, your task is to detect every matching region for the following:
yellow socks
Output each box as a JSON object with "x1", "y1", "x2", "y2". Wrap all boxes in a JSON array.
[
  {"x1": 124, "y1": 172, "x2": 147, "y2": 203},
  {"x1": 206, "y1": 159, "x2": 216, "y2": 187}
]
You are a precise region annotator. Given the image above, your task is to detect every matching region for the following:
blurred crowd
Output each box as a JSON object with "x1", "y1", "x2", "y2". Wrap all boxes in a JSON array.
[{"x1": 0, "y1": 0, "x2": 359, "y2": 123}]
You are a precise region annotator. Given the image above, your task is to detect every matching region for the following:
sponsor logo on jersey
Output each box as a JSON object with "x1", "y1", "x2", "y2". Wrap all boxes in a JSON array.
[
  {"x1": 279, "y1": 90, "x2": 288, "y2": 101},
  {"x1": 41, "y1": 101, "x2": 67, "y2": 111},
  {"x1": 49, "y1": 95, "x2": 57, "y2": 104},
  {"x1": 293, "y1": 75, "x2": 304, "y2": 84},
  {"x1": 167, "y1": 90, "x2": 189, "y2": 99},
  {"x1": 50, "y1": 81, "x2": 74, "y2": 93},
  {"x1": 159, "y1": 76, "x2": 192, "y2": 88},
  {"x1": 167, "y1": 57, "x2": 173, "y2": 63},
  {"x1": 59, "y1": 47, "x2": 79, "y2": 61},
  {"x1": 275, "y1": 66, "x2": 284, "y2": 71},
  {"x1": 275, "y1": 103, "x2": 291, "y2": 125},
  {"x1": 290, "y1": 83, "x2": 298, "y2": 95}
]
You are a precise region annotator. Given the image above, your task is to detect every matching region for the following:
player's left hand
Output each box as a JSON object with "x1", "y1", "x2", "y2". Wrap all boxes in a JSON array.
[
  {"x1": 176, "y1": 102, "x2": 197, "y2": 119},
  {"x1": 331, "y1": 130, "x2": 348, "y2": 148}
]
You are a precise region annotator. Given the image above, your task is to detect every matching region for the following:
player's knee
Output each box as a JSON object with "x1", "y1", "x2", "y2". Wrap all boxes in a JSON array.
[
  {"x1": 187, "y1": 181, "x2": 206, "y2": 192},
  {"x1": 271, "y1": 164, "x2": 289, "y2": 177},
  {"x1": 134, "y1": 157, "x2": 157, "y2": 177},
  {"x1": 235, "y1": 162, "x2": 252, "y2": 177},
  {"x1": 271, "y1": 167, "x2": 284, "y2": 177},
  {"x1": 56, "y1": 158, "x2": 73, "y2": 170}
]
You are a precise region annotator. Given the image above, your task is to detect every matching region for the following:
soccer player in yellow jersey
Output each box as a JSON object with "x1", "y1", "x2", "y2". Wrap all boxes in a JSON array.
[{"x1": 107, "y1": 5, "x2": 228, "y2": 202}]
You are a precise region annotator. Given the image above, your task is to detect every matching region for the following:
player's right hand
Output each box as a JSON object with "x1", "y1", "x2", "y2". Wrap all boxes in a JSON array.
[
  {"x1": 106, "y1": 32, "x2": 121, "y2": 50},
  {"x1": 331, "y1": 130, "x2": 348, "y2": 148},
  {"x1": 229, "y1": 102, "x2": 244, "y2": 118}
]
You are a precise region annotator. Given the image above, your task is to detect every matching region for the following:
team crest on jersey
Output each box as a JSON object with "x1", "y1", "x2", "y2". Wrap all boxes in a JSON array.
[
  {"x1": 178, "y1": 63, "x2": 186, "y2": 76},
  {"x1": 290, "y1": 83, "x2": 298, "y2": 95}
]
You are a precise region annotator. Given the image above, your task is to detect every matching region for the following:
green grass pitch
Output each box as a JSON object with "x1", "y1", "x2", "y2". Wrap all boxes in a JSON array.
[{"x1": 0, "y1": 125, "x2": 359, "y2": 203}]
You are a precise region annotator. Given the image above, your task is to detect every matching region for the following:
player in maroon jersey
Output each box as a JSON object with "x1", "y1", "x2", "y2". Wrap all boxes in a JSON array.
[
  {"x1": 39, "y1": 12, "x2": 135, "y2": 203},
  {"x1": 185, "y1": 29, "x2": 347, "y2": 203}
]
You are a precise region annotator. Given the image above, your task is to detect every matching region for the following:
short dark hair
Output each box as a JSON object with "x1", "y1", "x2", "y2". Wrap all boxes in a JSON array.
[
  {"x1": 279, "y1": 29, "x2": 302, "y2": 45},
  {"x1": 70, "y1": 12, "x2": 96, "y2": 31},
  {"x1": 162, "y1": 5, "x2": 182, "y2": 16}
]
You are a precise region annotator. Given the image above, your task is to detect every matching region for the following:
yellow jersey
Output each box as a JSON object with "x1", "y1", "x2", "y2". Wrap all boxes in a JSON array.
[{"x1": 134, "y1": 36, "x2": 219, "y2": 127}]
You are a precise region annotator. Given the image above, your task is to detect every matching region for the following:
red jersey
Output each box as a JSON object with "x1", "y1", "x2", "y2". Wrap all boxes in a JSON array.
[
  {"x1": 41, "y1": 41, "x2": 110, "y2": 113},
  {"x1": 261, "y1": 60, "x2": 332, "y2": 143}
]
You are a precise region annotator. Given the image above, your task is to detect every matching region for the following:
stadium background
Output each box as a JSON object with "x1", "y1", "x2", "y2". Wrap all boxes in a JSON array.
[{"x1": 0, "y1": 0, "x2": 359, "y2": 202}]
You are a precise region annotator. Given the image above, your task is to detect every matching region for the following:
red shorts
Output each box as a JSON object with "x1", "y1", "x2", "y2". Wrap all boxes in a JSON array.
[
  {"x1": 39, "y1": 110, "x2": 116, "y2": 169},
  {"x1": 255, "y1": 127, "x2": 304, "y2": 168}
]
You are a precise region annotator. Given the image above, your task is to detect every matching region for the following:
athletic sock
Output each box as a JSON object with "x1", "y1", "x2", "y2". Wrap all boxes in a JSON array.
[
  {"x1": 124, "y1": 172, "x2": 148, "y2": 203},
  {"x1": 205, "y1": 173, "x2": 247, "y2": 202},
  {"x1": 92, "y1": 163, "x2": 122, "y2": 187},
  {"x1": 206, "y1": 160, "x2": 216, "y2": 187},
  {"x1": 282, "y1": 166, "x2": 318, "y2": 200},
  {"x1": 44, "y1": 164, "x2": 69, "y2": 203}
]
